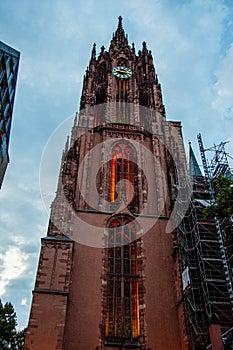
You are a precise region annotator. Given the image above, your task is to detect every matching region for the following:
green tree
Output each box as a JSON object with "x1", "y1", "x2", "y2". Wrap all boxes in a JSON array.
[
  {"x1": 0, "y1": 300, "x2": 26, "y2": 350},
  {"x1": 204, "y1": 175, "x2": 233, "y2": 257}
]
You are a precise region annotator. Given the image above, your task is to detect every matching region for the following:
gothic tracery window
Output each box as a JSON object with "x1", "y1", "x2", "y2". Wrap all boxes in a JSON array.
[
  {"x1": 97, "y1": 62, "x2": 107, "y2": 84},
  {"x1": 137, "y1": 66, "x2": 142, "y2": 84},
  {"x1": 96, "y1": 62, "x2": 107, "y2": 104},
  {"x1": 116, "y1": 78, "x2": 129, "y2": 102},
  {"x1": 109, "y1": 141, "x2": 139, "y2": 212},
  {"x1": 105, "y1": 215, "x2": 141, "y2": 346},
  {"x1": 139, "y1": 89, "x2": 148, "y2": 107}
]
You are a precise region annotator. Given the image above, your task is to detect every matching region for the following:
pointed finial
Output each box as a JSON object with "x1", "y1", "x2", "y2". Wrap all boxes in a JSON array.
[
  {"x1": 109, "y1": 16, "x2": 128, "y2": 51},
  {"x1": 142, "y1": 41, "x2": 147, "y2": 53},
  {"x1": 65, "y1": 136, "x2": 70, "y2": 153},
  {"x1": 73, "y1": 112, "x2": 78, "y2": 126},
  {"x1": 131, "y1": 42, "x2": 135, "y2": 54},
  {"x1": 101, "y1": 45, "x2": 105, "y2": 53},
  {"x1": 91, "y1": 43, "x2": 96, "y2": 59}
]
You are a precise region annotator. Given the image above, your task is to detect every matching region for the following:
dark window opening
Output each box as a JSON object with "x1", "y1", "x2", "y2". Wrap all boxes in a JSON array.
[{"x1": 116, "y1": 79, "x2": 129, "y2": 102}]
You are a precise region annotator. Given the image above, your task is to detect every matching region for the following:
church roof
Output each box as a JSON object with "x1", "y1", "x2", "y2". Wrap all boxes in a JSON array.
[{"x1": 189, "y1": 142, "x2": 202, "y2": 177}]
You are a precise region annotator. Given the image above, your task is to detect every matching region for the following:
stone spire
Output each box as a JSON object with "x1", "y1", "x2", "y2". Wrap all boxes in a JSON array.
[
  {"x1": 189, "y1": 142, "x2": 202, "y2": 177},
  {"x1": 109, "y1": 16, "x2": 129, "y2": 51}
]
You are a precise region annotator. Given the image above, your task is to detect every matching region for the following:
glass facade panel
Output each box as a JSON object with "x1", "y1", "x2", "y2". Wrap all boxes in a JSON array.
[{"x1": 0, "y1": 41, "x2": 20, "y2": 188}]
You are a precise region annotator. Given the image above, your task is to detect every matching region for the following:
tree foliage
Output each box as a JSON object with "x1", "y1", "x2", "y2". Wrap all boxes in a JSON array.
[
  {"x1": 204, "y1": 175, "x2": 233, "y2": 256},
  {"x1": 0, "y1": 300, "x2": 26, "y2": 350}
]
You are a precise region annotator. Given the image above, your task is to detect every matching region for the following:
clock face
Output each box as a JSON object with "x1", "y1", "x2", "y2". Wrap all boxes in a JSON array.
[{"x1": 112, "y1": 66, "x2": 132, "y2": 79}]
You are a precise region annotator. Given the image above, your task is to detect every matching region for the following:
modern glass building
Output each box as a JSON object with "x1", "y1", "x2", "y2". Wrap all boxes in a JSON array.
[{"x1": 0, "y1": 41, "x2": 20, "y2": 188}]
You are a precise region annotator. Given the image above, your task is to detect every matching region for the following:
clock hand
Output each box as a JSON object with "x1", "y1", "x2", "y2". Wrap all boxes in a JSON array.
[{"x1": 117, "y1": 70, "x2": 127, "y2": 74}]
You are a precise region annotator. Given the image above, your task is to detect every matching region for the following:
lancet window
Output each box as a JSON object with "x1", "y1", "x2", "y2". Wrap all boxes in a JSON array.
[
  {"x1": 116, "y1": 78, "x2": 129, "y2": 102},
  {"x1": 97, "y1": 62, "x2": 107, "y2": 84},
  {"x1": 109, "y1": 141, "x2": 139, "y2": 212},
  {"x1": 104, "y1": 215, "x2": 141, "y2": 347}
]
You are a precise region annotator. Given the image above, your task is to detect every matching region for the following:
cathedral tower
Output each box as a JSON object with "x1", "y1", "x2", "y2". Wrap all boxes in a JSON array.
[{"x1": 25, "y1": 17, "x2": 190, "y2": 350}]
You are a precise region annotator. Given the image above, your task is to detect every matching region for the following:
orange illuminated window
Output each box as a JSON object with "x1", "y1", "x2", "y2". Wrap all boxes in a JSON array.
[
  {"x1": 105, "y1": 216, "x2": 141, "y2": 346},
  {"x1": 110, "y1": 142, "x2": 138, "y2": 212},
  {"x1": 116, "y1": 78, "x2": 128, "y2": 102}
]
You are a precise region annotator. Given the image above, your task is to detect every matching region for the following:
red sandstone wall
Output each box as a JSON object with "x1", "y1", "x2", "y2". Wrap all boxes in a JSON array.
[
  {"x1": 60, "y1": 217, "x2": 186, "y2": 349},
  {"x1": 143, "y1": 219, "x2": 183, "y2": 350},
  {"x1": 25, "y1": 118, "x2": 189, "y2": 349},
  {"x1": 24, "y1": 293, "x2": 68, "y2": 350},
  {"x1": 24, "y1": 238, "x2": 73, "y2": 350},
  {"x1": 62, "y1": 242, "x2": 103, "y2": 350}
]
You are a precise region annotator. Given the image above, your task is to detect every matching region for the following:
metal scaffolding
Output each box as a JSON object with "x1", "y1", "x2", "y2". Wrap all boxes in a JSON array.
[
  {"x1": 175, "y1": 135, "x2": 233, "y2": 349},
  {"x1": 198, "y1": 136, "x2": 233, "y2": 180}
]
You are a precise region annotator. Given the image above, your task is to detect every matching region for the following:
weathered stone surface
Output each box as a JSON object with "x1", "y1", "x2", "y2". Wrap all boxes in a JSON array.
[{"x1": 25, "y1": 17, "x2": 188, "y2": 350}]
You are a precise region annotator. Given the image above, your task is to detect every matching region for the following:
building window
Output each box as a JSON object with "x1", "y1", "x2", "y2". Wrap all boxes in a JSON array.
[
  {"x1": 109, "y1": 141, "x2": 139, "y2": 212},
  {"x1": 116, "y1": 78, "x2": 129, "y2": 102},
  {"x1": 105, "y1": 215, "x2": 141, "y2": 347},
  {"x1": 139, "y1": 89, "x2": 148, "y2": 107},
  {"x1": 97, "y1": 62, "x2": 107, "y2": 84}
]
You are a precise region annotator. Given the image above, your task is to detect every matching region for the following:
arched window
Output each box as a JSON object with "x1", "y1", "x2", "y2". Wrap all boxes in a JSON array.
[
  {"x1": 96, "y1": 87, "x2": 106, "y2": 104},
  {"x1": 137, "y1": 66, "x2": 142, "y2": 84},
  {"x1": 95, "y1": 63, "x2": 107, "y2": 104},
  {"x1": 116, "y1": 78, "x2": 129, "y2": 102},
  {"x1": 105, "y1": 215, "x2": 141, "y2": 347},
  {"x1": 109, "y1": 141, "x2": 139, "y2": 212},
  {"x1": 139, "y1": 89, "x2": 148, "y2": 107},
  {"x1": 97, "y1": 62, "x2": 107, "y2": 84}
]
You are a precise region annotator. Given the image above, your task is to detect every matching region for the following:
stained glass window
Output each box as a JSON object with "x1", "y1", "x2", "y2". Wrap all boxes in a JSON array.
[
  {"x1": 105, "y1": 216, "x2": 141, "y2": 347},
  {"x1": 110, "y1": 141, "x2": 139, "y2": 212}
]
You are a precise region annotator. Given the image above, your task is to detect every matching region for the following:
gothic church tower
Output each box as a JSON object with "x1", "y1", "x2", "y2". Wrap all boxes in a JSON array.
[{"x1": 25, "y1": 17, "x2": 189, "y2": 350}]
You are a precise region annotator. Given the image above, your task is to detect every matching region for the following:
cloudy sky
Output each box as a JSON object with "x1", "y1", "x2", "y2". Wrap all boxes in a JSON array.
[{"x1": 0, "y1": 0, "x2": 233, "y2": 330}]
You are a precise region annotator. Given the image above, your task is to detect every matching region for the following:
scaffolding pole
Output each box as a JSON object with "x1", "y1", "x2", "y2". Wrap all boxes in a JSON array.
[
  {"x1": 197, "y1": 133, "x2": 233, "y2": 303},
  {"x1": 175, "y1": 135, "x2": 233, "y2": 349}
]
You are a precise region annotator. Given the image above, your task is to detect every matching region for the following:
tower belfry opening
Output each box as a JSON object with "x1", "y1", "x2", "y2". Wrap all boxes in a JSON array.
[{"x1": 25, "y1": 17, "x2": 233, "y2": 350}]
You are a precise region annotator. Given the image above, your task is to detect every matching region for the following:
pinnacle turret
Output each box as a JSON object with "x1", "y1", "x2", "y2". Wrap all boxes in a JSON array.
[
  {"x1": 142, "y1": 41, "x2": 148, "y2": 54},
  {"x1": 118, "y1": 15, "x2": 123, "y2": 28},
  {"x1": 109, "y1": 16, "x2": 129, "y2": 51},
  {"x1": 91, "y1": 43, "x2": 96, "y2": 60}
]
